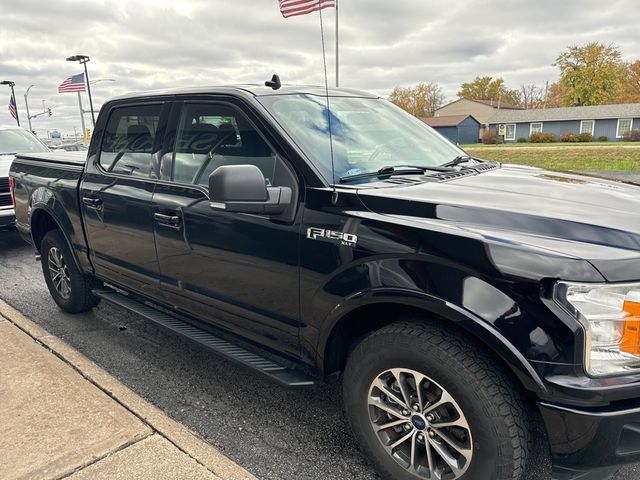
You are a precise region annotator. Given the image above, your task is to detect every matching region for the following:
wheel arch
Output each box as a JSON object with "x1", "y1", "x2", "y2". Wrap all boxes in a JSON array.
[
  {"x1": 320, "y1": 290, "x2": 548, "y2": 397},
  {"x1": 30, "y1": 207, "x2": 84, "y2": 273}
]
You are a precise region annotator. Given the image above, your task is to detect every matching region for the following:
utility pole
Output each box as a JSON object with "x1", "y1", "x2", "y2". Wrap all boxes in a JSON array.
[
  {"x1": 335, "y1": 0, "x2": 339, "y2": 88},
  {"x1": 77, "y1": 92, "x2": 86, "y2": 139},
  {"x1": 24, "y1": 85, "x2": 35, "y2": 133}
]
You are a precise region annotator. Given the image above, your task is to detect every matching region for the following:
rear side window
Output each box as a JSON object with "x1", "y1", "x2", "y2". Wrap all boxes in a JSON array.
[
  {"x1": 173, "y1": 103, "x2": 277, "y2": 186},
  {"x1": 99, "y1": 105, "x2": 162, "y2": 177}
]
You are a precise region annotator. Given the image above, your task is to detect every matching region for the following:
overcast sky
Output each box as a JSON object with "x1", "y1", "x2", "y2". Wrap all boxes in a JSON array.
[{"x1": 1, "y1": 0, "x2": 639, "y2": 137}]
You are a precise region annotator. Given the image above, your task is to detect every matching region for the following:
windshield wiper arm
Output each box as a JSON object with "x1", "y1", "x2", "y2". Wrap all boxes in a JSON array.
[
  {"x1": 339, "y1": 164, "x2": 453, "y2": 183},
  {"x1": 440, "y1": 155, "x2": 478, "y2": 168}
]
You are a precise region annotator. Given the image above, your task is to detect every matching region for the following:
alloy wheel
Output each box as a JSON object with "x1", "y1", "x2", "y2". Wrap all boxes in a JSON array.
[
  {"x1": 48, "y1": 247, "x2": 72, "y2": 299},
  {"x1": 367, "y1": 368, "x2": 473, "y2": 479}
]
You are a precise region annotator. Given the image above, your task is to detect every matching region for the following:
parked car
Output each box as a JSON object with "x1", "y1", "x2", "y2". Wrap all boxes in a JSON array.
[
  {"x1": 9, "y1": 84, "x2": 640, "y2": 480},
  {"x1": 0, "y1": 126, "x2": 49, "y2": 229}
]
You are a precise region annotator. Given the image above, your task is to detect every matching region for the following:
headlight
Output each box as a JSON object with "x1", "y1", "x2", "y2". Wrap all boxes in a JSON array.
[{"x1": 554, "y1": 281, "x2": 640, "y2": 376}]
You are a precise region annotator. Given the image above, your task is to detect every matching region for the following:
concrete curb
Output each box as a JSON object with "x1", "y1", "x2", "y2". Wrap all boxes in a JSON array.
[{"x1": 0, "y1": 299, "x2": 257, "y2": 480}]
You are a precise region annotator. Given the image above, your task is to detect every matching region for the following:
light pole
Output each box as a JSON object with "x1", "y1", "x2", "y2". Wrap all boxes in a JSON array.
[
  {"x1": 66, "y1": 55, "x2": 95, "y2": 127},
  {"x1": 1, "y1": 80, "x2": 19, "y2": 126},
  {"x1": 24, "y1": 85, "x2": 35, "y2": 133}
]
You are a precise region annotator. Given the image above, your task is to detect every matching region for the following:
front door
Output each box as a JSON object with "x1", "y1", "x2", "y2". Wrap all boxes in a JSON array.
[
  {"x1": 151, "y1": 100, "x2": 302, "y2": 356},
  {"x1": 81, "y1": 102, "x2": 169, "y2": 296}
]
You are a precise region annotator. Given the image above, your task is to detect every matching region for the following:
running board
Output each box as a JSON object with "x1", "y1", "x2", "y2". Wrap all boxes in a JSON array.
[{"x1": 93, "y1": 287, "x2": 315, "y2": 387}]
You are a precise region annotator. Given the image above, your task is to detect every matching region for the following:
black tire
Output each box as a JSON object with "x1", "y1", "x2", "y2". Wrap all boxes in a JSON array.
[
  {"x1": 41, "y1": 229, "x2": 101, "y2": 313},
  {"x1": 343, "y1": 320, "x2": 529, "y2": 480}
]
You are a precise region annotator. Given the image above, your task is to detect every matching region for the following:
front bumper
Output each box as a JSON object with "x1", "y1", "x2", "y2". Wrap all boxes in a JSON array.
[
  {"x1": 539, "y1": 400, "x2": 640, "y2": 478},
  {"x1": 0, "y1": 207, "x2": 15, "y2": 229}
]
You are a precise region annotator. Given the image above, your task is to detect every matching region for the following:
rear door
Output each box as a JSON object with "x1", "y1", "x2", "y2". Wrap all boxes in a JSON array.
[
  {"x1": 81, "y1": 101, "x2": 171, "y2": 297},
  {"x1": 151, "y1": 99, "x2": 303, "y2": 356}
]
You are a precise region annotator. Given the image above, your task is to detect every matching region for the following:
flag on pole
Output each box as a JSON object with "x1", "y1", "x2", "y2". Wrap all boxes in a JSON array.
[
  {"x1": 278, "y1": 0, "x2": 335, "y2": 18},
  {"x1": 8, "y1": 91, "x2": 18, "y2": 121},
  {"x1": 58, "y1": 73, "x2": 86, "y2": 93}
]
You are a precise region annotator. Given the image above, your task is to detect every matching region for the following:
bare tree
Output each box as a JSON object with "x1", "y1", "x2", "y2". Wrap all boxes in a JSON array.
[{"x1": 520, "y1": 84, "x2": 545, "y2": 109}]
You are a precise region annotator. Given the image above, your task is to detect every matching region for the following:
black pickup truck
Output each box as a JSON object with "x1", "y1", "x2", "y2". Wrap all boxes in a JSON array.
[{"x1": 9, "y1": 84, "x2": 640, "y2": 480}]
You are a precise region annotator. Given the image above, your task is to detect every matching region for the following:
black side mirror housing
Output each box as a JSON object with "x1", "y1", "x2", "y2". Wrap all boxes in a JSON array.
[{"x1": 209, "y1": 164, "x2": 291, "y2": 215}]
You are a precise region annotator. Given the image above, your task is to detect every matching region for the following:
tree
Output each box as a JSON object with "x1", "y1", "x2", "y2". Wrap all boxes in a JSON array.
[
  {"x1": 457, "y1": 76, "x2": 521, "y2": 106},
  {"x1": 545, "y1": 82, "x2": 568, "y2": 108},
  {"x1": 388, "y1": 82, "x2": 445, "y2": 117},
  {"x1": 555, "y1": 42, "x2": 628, "y2": 106},
  {"x1": 616, "y1": 60, "x2": 640, "y2": 103},
  {"x1": 520, "y1": 84, "x2": 545, "y2": 109}
]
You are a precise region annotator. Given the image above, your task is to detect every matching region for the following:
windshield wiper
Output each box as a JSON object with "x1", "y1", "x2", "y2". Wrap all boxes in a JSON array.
[
  {"x1": 339, "y1": 164, "x2": 453, "y2": 183},
  {"x1": 440, "y1": 155, "x2": 478, "y2": 168}
]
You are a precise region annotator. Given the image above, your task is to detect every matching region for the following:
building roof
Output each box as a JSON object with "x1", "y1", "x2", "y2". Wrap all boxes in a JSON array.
[
  {"x1": 489, "y1": 103, "x2": 640, "y2": 124},
  {"x1": 421, "y1": 115, "x2": 479, "y2": 127},
  {"x1": 470, "y1": 99, "x2": 523, "y2": 110},
  {"x1": 436, "y1": 98, "x2": 522, "y2": 113}
]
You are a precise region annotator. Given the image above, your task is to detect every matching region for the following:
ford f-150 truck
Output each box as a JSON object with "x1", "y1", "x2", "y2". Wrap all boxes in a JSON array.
[{"x1": 9, "y1": 84, "x2": 640, "y2": 480}]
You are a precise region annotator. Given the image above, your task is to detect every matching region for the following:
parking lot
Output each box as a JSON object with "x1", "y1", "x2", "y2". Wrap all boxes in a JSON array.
[{"x1": 0, "y1": 229, "x2": 637, "y2": 480}]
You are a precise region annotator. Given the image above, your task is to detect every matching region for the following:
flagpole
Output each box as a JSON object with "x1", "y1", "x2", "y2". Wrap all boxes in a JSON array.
[{"x1": 335, "y1": 0, "x2": 339, "y2": 88}]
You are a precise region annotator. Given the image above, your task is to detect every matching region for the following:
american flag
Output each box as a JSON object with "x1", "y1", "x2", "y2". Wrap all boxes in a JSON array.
[
  {"x1": 278, "y1": 0, "x2": 335, "y2": 18},
  {"x1": 58, "y1": 73, "x2": 86, "y2": 93},
  {"x1": 8, "y1": 91, "x2": 17, "y2": 121}
]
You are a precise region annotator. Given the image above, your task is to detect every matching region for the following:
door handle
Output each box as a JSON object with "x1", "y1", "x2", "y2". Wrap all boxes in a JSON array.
[
  {"x1": 154, "y1": 212, "x2": 181, "y2": 228},
  {"x1": 82, "y1": 196, "x2": 103, "y2": 208}
]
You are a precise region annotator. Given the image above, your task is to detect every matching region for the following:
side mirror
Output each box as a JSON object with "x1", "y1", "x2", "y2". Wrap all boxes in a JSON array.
[{"x1": 209, "y1": 164, "x2": 291, "y2": 215}]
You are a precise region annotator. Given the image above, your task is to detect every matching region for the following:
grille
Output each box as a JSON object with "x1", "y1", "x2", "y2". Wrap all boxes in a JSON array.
[
  {"x1": 0, "y1": 194, "x2": 11, "y2": 207},
  {"x1": 0, "y1": 177, "x2": 8, "y2": 193}
]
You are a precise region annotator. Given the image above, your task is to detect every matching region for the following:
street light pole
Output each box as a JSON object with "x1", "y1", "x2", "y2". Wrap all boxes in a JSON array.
[
  {"x1": 66, "y1": 55, "x2": 95, "y2": 127},
  {"x1": 1, "y1": 80, "x2": 20, "y2": 126},
  {"x1": 24, "y1": 85, "x2": 35, "y2": 133}
]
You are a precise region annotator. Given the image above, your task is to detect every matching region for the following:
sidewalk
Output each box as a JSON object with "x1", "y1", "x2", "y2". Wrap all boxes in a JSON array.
[{"x1": 0, "y1": 300, "x2": 257, "y2": 480}]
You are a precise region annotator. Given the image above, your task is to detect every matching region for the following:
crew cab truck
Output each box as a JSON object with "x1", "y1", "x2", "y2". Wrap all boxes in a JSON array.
[{"x1": 9, "y1": 84, "x2": 640, "y2": 480}]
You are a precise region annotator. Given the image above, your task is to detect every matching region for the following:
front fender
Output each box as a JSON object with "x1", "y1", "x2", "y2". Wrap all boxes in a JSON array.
[{"x1": 318, "y1": 287, "x2": 549, "y2": 395}]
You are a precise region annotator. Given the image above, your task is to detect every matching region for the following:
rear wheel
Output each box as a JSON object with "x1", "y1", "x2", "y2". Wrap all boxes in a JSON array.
[
  {"x1": 343, "y1": 320, "x2": 529, "y2": 480},
  {"x1": 41, "y1": 229, "x2": 101, "y2": 313}
]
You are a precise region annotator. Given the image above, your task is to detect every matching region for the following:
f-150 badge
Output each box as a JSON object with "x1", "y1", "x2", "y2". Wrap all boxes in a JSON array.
[{"x1": 307, "y1": 227, "x2": 358, "y2": 248}]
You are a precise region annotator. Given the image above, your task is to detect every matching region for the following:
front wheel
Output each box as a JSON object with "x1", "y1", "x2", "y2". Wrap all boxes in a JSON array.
[
  {"x1": 343, "y1": 320, "x2": 529, "y2": 480},
  {"x1": 41, "y1": 229, "x2": 101, "y2": 313}
]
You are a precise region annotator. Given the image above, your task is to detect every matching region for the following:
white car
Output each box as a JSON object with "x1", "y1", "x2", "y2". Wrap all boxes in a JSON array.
[{"x1": 0, "y1": 126, "x2": 50, "y2": 229}]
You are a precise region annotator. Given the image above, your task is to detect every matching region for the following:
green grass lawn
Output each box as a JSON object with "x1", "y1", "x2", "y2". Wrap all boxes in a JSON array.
[{"x1": 463, "y1": 143, "x2": 640, "y2": 170}]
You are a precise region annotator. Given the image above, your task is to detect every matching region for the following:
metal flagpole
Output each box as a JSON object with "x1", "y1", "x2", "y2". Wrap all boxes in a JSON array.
[
  {"x1": 77, "y1": 92, "x2": 86, "y2": 139},
  {"x1": 335, "y1": 0, "x2": 339, "y2": 88}
]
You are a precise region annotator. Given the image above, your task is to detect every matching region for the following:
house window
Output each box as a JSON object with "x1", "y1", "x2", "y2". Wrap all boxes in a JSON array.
[
  {"x1": 617, "y1": 119, "x2": 633, "y2": 138},
  {"x1": 580, "y1": 120, "x2": 595, "y2": 135},
  {"x1": 530, "y1": 122, "x2": 543, "y2": 135},
  {"x1": 504, "y1": 124, "x2": 516, "y2": 141}
]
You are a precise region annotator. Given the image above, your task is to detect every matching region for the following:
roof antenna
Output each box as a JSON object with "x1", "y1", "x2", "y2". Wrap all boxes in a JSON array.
[
  {"x1": 265, "y1": 74, "x2": 281, "y2": 90},
  {"x1": 318, "y1": 4, "x2": 338, "y2": 205}
]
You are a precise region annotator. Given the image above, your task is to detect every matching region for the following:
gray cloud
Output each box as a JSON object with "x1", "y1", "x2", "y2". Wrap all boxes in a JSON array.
[{"x1": 1, "y1": 0, "x2": 639, "y2": 136}]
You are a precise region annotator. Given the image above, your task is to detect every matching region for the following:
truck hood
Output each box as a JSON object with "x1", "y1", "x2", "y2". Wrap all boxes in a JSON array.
[{"x1": 356, "y1": 164, "x2": 640, "y2": 282}]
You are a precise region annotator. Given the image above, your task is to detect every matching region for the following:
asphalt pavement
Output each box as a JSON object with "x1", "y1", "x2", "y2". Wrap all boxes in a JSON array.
[{"x1": 0, "y1": 229, "x2": 638, "y2": 480}]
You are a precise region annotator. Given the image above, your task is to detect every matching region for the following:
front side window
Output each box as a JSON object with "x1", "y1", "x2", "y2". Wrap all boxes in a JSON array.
[
  {"x1": 580, "y1": 120, "x2": 595, "y2": 135},
  {"x1": 173, "y1": 103, "x2": 277, "y2": 187},
  {"x1": 99, "y1": 104, "x2": 162, "y2": 177},
  {"x1": 504, "y1": 124, "x2": 516, "y2": 141},
  {"x1": 529, "y1": 122, "x2": 543, "y2": 135},
  {"x1": 617, "y1": 118, "x2": 633, "y2": 138},
  {"x1": 258, "y1": 94, "x2": 465, "y2": 183}
]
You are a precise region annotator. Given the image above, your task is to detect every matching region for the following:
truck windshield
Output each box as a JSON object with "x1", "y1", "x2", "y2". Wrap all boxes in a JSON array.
[
  {"x1": 0, "y1": 129, "x2": 49, "y2": 155},
  {"x1": 258, "y1": 94, "x2": 466, "y2": 184}
]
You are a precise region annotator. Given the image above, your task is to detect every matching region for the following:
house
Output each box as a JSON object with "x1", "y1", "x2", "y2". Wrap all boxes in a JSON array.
[
  {"x1": 488, "y1": 103, "x2": 640, "y2": 143},
  {"x1": 421, "y1": 115, "x2": 481, "y2": 145},
  {"x1": 434, "y1": 98, "x2": 522, "y2": 138}
]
